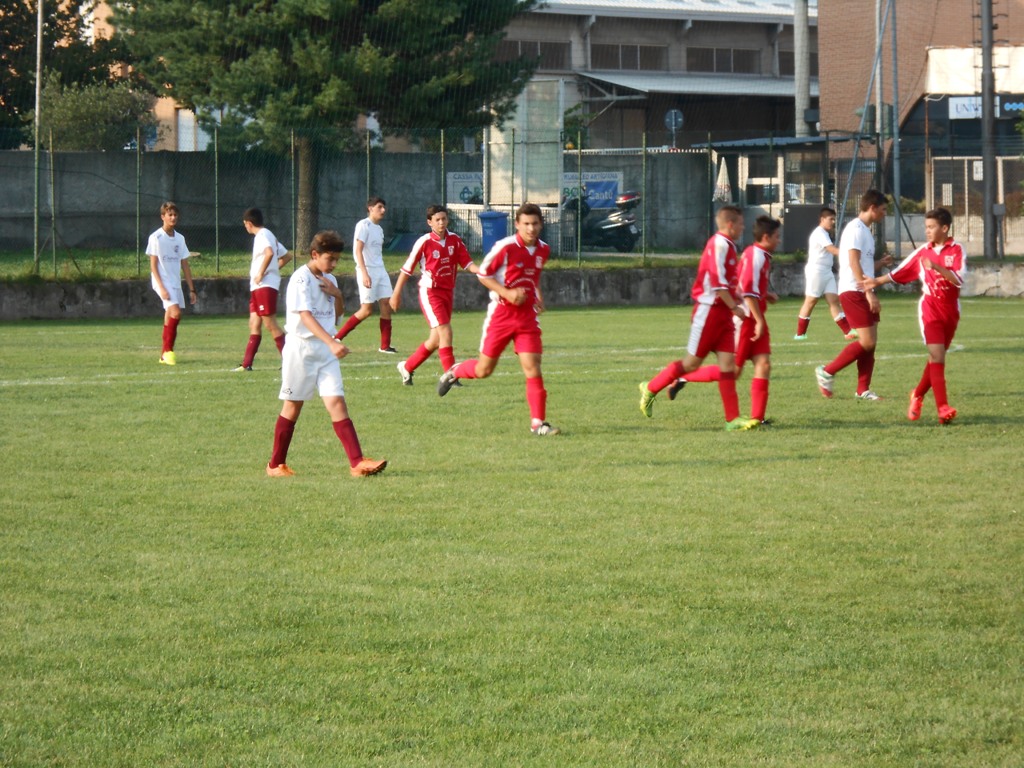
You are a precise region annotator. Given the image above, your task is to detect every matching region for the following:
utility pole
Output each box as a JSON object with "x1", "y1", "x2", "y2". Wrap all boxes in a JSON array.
[
  {"x1": 794, "y1": 0, "x2": 810, "y2": 137},
  {"x1": 981, "y1": 0, "x2": 997, "y2": 260}
]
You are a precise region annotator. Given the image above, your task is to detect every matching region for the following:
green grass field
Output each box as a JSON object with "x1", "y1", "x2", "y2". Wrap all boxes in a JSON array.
[{"x1": 1, "y1": 296, "x2": 1021, "y2": 766}]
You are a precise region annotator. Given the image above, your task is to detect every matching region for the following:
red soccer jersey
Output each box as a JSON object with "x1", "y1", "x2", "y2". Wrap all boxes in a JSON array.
[
  {"x1": 738, "y1": 244, "x2": 773, "y2": 314},
  {"x1": 400, "y1": 230, "x2": 474, "y2": 292},
  {"x1": 888, "y1": 238, "x2": 966, "y2": 307},
  {"x1": 692, "y1": 232, "x2": 740, "y2": 306},
  {"x1": 478, "y1": 233, "x2": 550, "y2": 308}
]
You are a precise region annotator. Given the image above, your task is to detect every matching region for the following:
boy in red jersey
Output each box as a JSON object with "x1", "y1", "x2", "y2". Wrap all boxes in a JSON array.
[
  {"x1": 389, "y1": 204, "x2": 479, "y2": 385},
  {"x1": 436, "y1": 203, "x2": 559, "y2": 436},
  {"x1": 638, "y1": 205, "x2": 758, "y2": 431},
  {"x1": 266, "y1": 230, "x2": 387, "y2": 478},
  {"x1": 861, "y1": 207, "x2": 965, "y2": 424}
]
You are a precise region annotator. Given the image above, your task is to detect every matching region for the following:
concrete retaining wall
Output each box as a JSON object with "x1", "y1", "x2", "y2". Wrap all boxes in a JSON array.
[{"x1": 2, "y1": 262, "x2": 1019, "y2": 321}]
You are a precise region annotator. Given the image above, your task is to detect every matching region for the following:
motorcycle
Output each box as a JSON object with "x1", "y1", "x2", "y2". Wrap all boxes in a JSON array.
[{"x1": 561, "y1": 186, "x2": 642, "y2": 253}]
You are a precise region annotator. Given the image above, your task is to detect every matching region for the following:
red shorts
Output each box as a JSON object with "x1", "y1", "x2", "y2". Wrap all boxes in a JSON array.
[
  {"x1": 919, "y1": 297, "x2": 960, "y2": 347},
  {"x1": 479, "y1": 303, "x2": 542, "y2": 358},
  {"x1": 735, "y1": 316, "x2": 771, "y2": 368},
  {"x1": 686, "y1": 302, "x2": 736, "y2": 358},
  {"x1": 250, "y1": 286, "x2": 279, "y2": 316},
  {"x1": 419, "y1": 286, "x2": 453, "y2": 328},
  {"x1": 839, "y1": 291, "x2": 880, "y2": 329}
]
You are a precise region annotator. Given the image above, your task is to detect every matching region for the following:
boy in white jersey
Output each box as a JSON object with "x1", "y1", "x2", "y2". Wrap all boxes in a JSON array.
[
  {"x1": 148, "y1": 201, "x2": 196, "y2": 366},
  {"x1": 267, "y1": 230, "x2": 387, "y2": 478},
  {"x1": 794, "y1": 207, "x2": 855, "y2": 340},
  {"x1": 233, "y1": 207, "x2": 292, "y2": 371},
  {"x1": 334, "y1": 196, "x2": 396, "y2": 352}
]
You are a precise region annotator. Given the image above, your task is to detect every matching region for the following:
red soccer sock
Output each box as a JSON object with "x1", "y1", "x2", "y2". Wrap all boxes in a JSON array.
[
  {"x1": 242, "y1": 334, "x2": 261, "y2": 367},
  {"x1": 333, "y1": 418, "x2": 363, "y2": 468},
  {"x1": 406, "y1": 343, "x2": 432, "y2": 373},
  {"x1": 750, "y1": 376, "x2": 769, "y2": 421},
  {"x1": 162, "y1": 316, "x2": 181, "y2": 352},
  {"x1": 855, "y1": 349, "x2": 875, "y2": 395},
  {"x1": 913, "y1": 363, "x2": 932, "y2": 398},
  {"x1": 648, "y1": 360, "x2": 685, "y2": 393},
  {"x1": 269, "y1": 415, "x2": 296, "y2": 468},
  {"x1": 274, "y1": 334, "x2": 285, "y2": 354},
  {"x1": 526, "y1": 376, "x2": 547, "y2": 423},
  {"x1": 451, "y1": 359, "x2": 478, "y2": 379},
  {"x1": 335, "y1": 315, "x2": 362, "y2": 341},
  {"x1": 439, "y1": 346, "x2": 456, "y2": 372},
  {"x1": 683, "y1": 365, "x2": 721, "y2": 383},
  {"x1": 796, "y1": 316, "x2": 810, "y2": 336},
  {"x1": 825, "y1": 341, "x2": 862, "y2": 376},
  {"x1": 718, "y1": 370, "x2": 740, "y2": 422},
  {"x1": 836, "y1": 314, "x2": 852, "y2": 334},
  {"x1": 380, "y1": 318, "x2": 393, "y2": 349},
  {"x1": 929, "y1": 362, "x2": 948, "y2": 409}
]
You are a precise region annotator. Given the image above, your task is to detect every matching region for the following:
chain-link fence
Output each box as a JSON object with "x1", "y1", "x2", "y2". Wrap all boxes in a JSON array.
[{"x1": 930, "y1": 155, "x2": 1024, "y2": 254}]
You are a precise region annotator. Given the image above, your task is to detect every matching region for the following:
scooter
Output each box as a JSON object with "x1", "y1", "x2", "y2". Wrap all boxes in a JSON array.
[{"x1": 561, "y1": 186, "x2": 642, "y2": 252}]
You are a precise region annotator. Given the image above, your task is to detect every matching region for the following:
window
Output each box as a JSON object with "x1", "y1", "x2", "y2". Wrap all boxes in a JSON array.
[
  {"x1": 688, "y1": 46, "x2": 762, "y2": 74},
  {"x1": 779, "y1": 51, "x2": 820, "y2": 77},
  {"x1": 496, "y1": 40, "x2": 571, "y2": 70},
  {"x1": 591, "y1": 43, "x2": 668, "y2": 71}
]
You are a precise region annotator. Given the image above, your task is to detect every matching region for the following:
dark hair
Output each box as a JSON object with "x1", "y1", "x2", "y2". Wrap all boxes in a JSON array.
[
  {"x1": 426, "y1": 204, "x2": 448, "y2": 219},
  {"x1": 716, "y1": 204, "x2": 742, "y2": 223},
  {"x1": 819, "y1": 206, "x2": 836, "y2": 218},
  {"x1": 752, "y1": 215, "x2": 781, "y2": 241},
  {"x1": 516, "y1": 202, "x2": 543, "y2": 221},
  {"x1": 243, "y1": 207, "x2": 263, "y2": 227},
  {"x1": 160, "y1": 201, "x2": 179, "y2": 215},
  {"x1": 309, "y1": 230, "x2": 345, "y2": 254},
  {"x1": 925, "y1": 207, "x2": 952, "y2": 228},
  {"x1": 367, "y1": 196, "x2": 387, "y2": 208},
  {"x1": 860, "y1": 189, "x2": 888, "y2": 211}
]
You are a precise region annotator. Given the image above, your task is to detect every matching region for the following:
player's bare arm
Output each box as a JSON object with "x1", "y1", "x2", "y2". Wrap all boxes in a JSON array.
[
  {"x1": 149, "y1": 255, "x2": 169, "y2": 300},
  {"x1": 354, "y1": 240, "x2": 371, "y2": 288},
  {"x1": 389, "y1": 272, "x2": 409, "y2": 311},
  {"x1": 479, "y1": 275, "x2": 525, "y2": 305},
  {"x1": 535, "y1": 285, "x2": 546, "y2": 314},
  {"x1": 745, "y1": 296, "x2": 765, "y2": 340},
  {"x1": 299, "y1": 310, "x2": 348, "y2": 359},
  {"x1": 182, "y1": 262, "x2": 197, "y2": 305},
  {"x1": 922, "y1": 257, "x2": 961, "y2": 286},
  {"x1": 715, "y1": 287, "x2": 746, "y2": 318},
  {"x1": 255, "y1": 246, "x2": 274, "y2": 286}
]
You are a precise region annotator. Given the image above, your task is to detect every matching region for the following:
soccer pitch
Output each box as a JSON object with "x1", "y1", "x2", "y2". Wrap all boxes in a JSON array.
[{"x1": 1, "y1": 296, "x2": 1021, "y2": 766}]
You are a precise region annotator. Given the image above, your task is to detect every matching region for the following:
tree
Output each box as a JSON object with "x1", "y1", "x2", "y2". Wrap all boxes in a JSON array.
[
  {"x1": 0, "y1": 0, "x2": 128, "y2": 149},
  {"x1": 115, "y1": 0, "x2": 538, "y2": 244},
  {"x1": 31, "y1": 71, "x2": 156, "y2": 151}
]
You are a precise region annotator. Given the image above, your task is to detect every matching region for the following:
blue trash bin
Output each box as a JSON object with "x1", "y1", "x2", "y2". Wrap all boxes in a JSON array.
[{"x1": 478, "y1": 210, "x2": 509, "y2": 254}]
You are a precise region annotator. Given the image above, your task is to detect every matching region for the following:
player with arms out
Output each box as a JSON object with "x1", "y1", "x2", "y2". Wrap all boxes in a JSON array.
[
  {"x1": 436, "y1": 203, "x2": 559, "y2": 436},
  {"x1": 638, "y1": 204, "x2": 759, "y2": 431},
  {"x1": 266, "y1": 230, "x2": 387, "y2": 478},
  {"x1": 794, "y1": 206, "x2": 856, "y2": 340},
  {"x1": 334, "y1": 196, "x2": 396, "y2": 353},
  {"x1": 390, "y1": 204, "x2": 479, "y2": 385},
  {"x1": 233, "y1": 207, "x2": 292, "y2": 371},
  {"x1": 814, "y1": 189, "x2": 894, "y2": 401},
  {"x1": 861, "y1": 207, "x2": 964, "y2": 424},
  {"x1": 148, "y1": 201, "x2": 196, "y2": 366}
]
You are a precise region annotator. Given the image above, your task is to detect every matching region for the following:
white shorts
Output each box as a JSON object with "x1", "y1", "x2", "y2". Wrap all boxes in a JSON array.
[
  {"x1": 152, "y1": 277, "x2": 184, "y2": 309},
  {"x1": 279, "y1": 336, "x2": 345, "y2": 401},
  {"x1": 357, "y1": 265, "x2": 393, "y2": 304},
  {"x1": 803, "y1": 266, "x2": 837, "y2": 298}
]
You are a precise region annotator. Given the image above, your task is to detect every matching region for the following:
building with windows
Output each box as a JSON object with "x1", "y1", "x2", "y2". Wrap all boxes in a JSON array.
[{"x1": 500, "y1": 0, "x2": 820, "y2": 148}]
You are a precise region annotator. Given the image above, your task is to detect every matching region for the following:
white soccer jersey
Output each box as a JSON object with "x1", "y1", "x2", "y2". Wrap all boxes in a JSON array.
[
  {"x1": 806, "y1": 225, "x2": 835, "y2": 272},
  {"x1": 284, "y1": 264, "x2": 339, "y2": 338},
  {"x1": 147, "y1": 227, "x2": 189, "y2": 293},
  {"x1": 353, "y1": 217, "x2": 385, "y2": 270},
  {"x1": 250, "y1": 228, "x2": 289, "y2": 291},
  {"x1": 837, "y1": 217, "x2": 876, "y2": 294}
]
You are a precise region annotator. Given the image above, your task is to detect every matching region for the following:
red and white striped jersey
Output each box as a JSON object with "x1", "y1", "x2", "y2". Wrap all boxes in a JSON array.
[
  {"x1": 400, "y1": 230, "x2": 474, "y2": 292},
  {"x1": 738, "y1": 244, "x2": 773, "y2": 313},
  {"x1": 478, "y1": 233, "x2": 550, "y2": 307},
  {"x1": 888, "y1": 238, "x2": 966, "y2": 306},
  {"x1": 692, "y1": 232, "x2": 740, "y2": 306}
]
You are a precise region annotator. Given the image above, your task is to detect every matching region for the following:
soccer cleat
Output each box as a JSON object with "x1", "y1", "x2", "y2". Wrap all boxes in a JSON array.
[
  {"x1": 638, "y1": 382, "x2": 655, "y2": 418},
  {"x1": 159, "y1": 351, "x2": 177, "y2": 366},
  {"x1": 759, "y1": 417, "x2": 774, "y2": 426},
  {"x1": 531, "y1": 422, "x2": 560, "y2": 436},
  {"x1": 437, "y1": 369, "x2": 458, "y2": 397},
  {"x1": 350, "y1": 457, "x2": 387, "y2": 477},
  {"x1": 793, "y1": 334, "x2": 808, "y2": 341},
  {"x1": 814, "y1": 365, "x2": 833, "y2": 398},
  {"x1": 855, "y1": 390, "x2": 883, "y2": 401},
  {"x1": 378, "y1": 346, "x2": 397, "y2": 354},
  {"x1": 232, "y1": 365, "x2": 253, "y2": 372},
  {"x1": 938, "y1": 405, "x2": 958, "y2": 425},
  {"x1": 397, "y1": 361, "x2": 413, "y2": 385},
  {"x1": 844, "y1": 330, "x2": 860, "y2": 340},
  {"x1": 725, "y1": 417, "x2": 760, "y2": 431},
  {"x1": 266, "y1": 463, "x2": 295, "y2": 477},
  {"x1": 666, "y1": 378, "x2": 687, "y2": 401},
  {"x1": 907, "y1": 391, "x2": 924, "y2": 421}
]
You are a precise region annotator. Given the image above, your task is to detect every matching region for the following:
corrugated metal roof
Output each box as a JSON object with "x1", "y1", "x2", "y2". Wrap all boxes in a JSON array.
[
  {"x1": 534, "y1": 0, "x2": 817, "y2": 23},
  {"x1": 580, "y1": 70, "x2": 820, "y2": 98}
]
